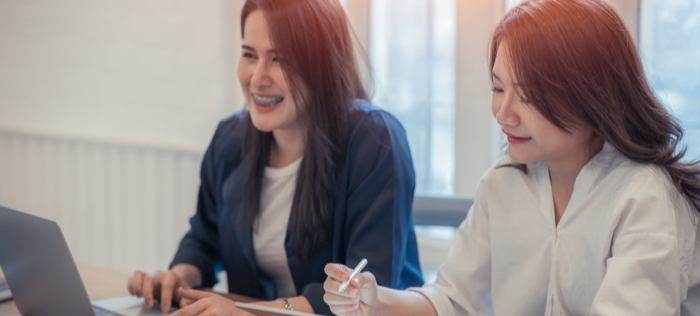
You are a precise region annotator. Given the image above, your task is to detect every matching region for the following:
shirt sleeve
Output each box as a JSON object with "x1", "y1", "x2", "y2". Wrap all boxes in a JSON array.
[
  {"x1": 169, "y1": 123, "x2": 224, "y2": 288},
  {"x1": 409, "y1": 179, "x2": 493, "y2": 316},
  {"x1": 589, "y1": 171, "x2": 691, "y2": 316}
]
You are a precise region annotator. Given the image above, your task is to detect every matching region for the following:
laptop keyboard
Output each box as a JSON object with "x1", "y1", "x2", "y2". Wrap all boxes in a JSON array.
[{"x1": 93, "y1": 305, "x2": 125, "y2": 316}]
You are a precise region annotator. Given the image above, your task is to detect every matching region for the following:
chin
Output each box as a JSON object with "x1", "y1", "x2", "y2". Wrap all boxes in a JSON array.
[
  {"x1": 507, "y1": 147, "x2": 533, "y2": 164},
  {"x1": 249, "y1": 116, "x2": 278, "y2": 133}
]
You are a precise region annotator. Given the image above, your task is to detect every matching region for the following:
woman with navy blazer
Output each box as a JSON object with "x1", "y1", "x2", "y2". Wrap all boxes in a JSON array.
[{"x1": 126, "y1": 0, "x2": 423, "y2": 315}]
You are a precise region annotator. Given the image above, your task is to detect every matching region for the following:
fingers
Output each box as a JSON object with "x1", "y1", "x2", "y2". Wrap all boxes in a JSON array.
[
  {"x1": 357, "y1": 272, "x2": 378, "y2": 305},
  {"x1": 128, "y1": 271, "x2": 146, "y2": 297},
  {"x1": 179, "y1": 288, "x2": 214, "y2": 301},
  {"x1": 324, "y1": 263, "x2": 352, "y2": 282},
  {"x1": 324, "y1": 271, "x2": 362, "y2": 314},
  {"x1": 160, "y1": 272, "x2": 177, "y2": 313},
  {"x1": 355, "y1": 271, "x2": 376, "y2": 288},
  {"x1": 142, "y1": 275, "x2": 156, "y2": 308},
  {"x1": 324, "y1": 271, "x2": 378, "y2": 311},
  {"x1": 324, "y1": 277, "x2": 357, "y2": 298},
  {"x1": 323, "y1": 290, "x2": 359, "y2": 305},
  {"x1": 180, "y1": 297, "x2": 194, "y2": 308},
  {"x1": 129, "y1": 270, "x2": 195, "y2": 312},
  {"x1": 127, "y1": 272, "x2": 136, "y2": 296},
  {"x1": 169, "y1": 299, "x2": 209, "y2": 316},
  {"x1": 330, "y1": 302, "x2": 361, "y2": 315}
]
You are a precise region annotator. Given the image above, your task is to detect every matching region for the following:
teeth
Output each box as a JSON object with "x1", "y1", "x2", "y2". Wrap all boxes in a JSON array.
[{"x1": 253, "y1": 94, "x2": 284, "y2": 106}]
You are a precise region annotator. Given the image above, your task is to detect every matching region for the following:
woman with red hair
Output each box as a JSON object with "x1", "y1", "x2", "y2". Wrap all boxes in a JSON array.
[
  {"x1": 126, "y1": 0, "x2": 423, "y2": 315},
  {"x1": 324, "y1": 0, "x2": 700, "y2": 314}
]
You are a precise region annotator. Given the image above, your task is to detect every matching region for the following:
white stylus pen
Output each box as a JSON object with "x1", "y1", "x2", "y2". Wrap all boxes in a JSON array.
[{"x1": 338, "y1": 258, "x2": 368, "y2": 293}]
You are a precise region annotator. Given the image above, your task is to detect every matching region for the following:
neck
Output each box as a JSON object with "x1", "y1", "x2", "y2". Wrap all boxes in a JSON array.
[
  {"x1": 548, "y1": 138, "x2": 604, "y2": 224},
  {"x1": 270, "y1": 125, "x2": 306, "y2": 168},
  {"x1": 548, "y1": 138, "x2": 604, "y2": 186}
]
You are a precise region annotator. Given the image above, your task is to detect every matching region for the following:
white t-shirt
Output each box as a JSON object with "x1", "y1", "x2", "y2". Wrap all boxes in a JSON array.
[
  {"x1": 253, "y1": 157, "x2": 302, "y2": 297},
  {"x1": 411, "y1": 143, "x2": 700, "y2": 315}
]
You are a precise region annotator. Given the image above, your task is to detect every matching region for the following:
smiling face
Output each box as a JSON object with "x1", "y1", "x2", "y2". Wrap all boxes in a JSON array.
[
  {"x1": 238, "y1": 10, "x2": 305, "y2": 134},
  {"x1": 491, "y1": 41, "x2": 597, "y2": 165}
]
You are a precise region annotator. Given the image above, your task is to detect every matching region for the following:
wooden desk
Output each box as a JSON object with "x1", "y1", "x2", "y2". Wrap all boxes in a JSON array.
[{"x1": 0, "y1": 264, "x2": 130, "y2": 316}]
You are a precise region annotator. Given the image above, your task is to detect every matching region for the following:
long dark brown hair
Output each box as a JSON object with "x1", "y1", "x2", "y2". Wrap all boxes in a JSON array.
[
  {"x1": 491, "y1": 0, "x2": 700, "y2": 211},
  {"x1": 240, "y1": 0, "x2": 367, "y2": 259}
]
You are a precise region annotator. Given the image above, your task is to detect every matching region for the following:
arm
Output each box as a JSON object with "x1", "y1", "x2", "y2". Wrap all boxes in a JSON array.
[
  {"x1": 171, "y1": 264, "x2": 202, "y2": 290},
  {"x1": 322, "y1": 264, "x2": 436, "y2": 316},
  {"x1": 589, "y1": 174, "x2": 691, "y2": 315},
  {"x1": 129, "y1": 122, "x2": 230, "y2": 313},
  {"x1": 406, "y1": 191, "x2": 493, "y2": 316},
  {"x1": 376, "y1": 287, "x2": 438, "y2": 316},
  {"x1": 170, "y1": 122, "x2": 225, "y2": 288},
  {"x1": 323, "y1": 174, "x2": 495, "y2": 316},
  {"x1": 248, "y1": 297, "x2": 314, "y2": 314}
]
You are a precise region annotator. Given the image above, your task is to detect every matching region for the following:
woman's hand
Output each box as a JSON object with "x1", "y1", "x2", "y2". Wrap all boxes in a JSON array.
[
  {"x1": 126, "y1": 269, "x2": 190, "y2": 313},
  {"x1": 323, "y1": 263, "x2": 379, "y2": 316},
  {"x1": 170, "y1": 288, "x2": 254, "y2": 316}
]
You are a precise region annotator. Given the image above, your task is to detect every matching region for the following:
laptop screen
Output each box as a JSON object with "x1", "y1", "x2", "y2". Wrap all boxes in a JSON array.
[{"x1": 0, "y1": 205, "x2": 94, "y2": 315}]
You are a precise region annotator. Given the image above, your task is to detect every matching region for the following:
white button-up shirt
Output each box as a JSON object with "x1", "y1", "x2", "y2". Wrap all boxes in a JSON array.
[{"x1": 412, "y1": 144, "x2": 700, "y2": 315}]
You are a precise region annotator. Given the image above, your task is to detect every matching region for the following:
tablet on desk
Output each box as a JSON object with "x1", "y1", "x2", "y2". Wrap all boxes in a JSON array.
[{"x1": 235, "y1": 302, "x2": 326, "y2": 316}]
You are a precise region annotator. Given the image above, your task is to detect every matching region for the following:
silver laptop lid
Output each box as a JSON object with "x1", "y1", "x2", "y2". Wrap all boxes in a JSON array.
[{"x1": 0, "y1": 205, "x2": 95, "y2": 315}]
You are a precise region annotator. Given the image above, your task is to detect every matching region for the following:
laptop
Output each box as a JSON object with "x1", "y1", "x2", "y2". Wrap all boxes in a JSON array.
[
  {"x1": 0, "y1": 205, "x2": 167, "y2": 316},
  {"x1": 0, "y1": 275, "x2": 12, "y2": 303}
]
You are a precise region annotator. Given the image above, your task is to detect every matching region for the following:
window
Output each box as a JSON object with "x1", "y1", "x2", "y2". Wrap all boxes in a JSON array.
[
  {"x1": 506, "y1": 0, "x2": 523, "y2": 10},
  {"x1": 640, "y1": 0, "x2": 700, "y2": 160},
  {"x1": 369, "y1": 0, "x2": 456, "y2": 196}
]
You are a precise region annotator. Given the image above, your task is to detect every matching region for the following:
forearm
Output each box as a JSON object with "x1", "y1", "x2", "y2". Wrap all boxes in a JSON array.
[
  {"x1": 171, "y1": 263, "x2": 202, "y2": 288},
  {"x1": 249, "y1": 296, "x2": 313, "y2": 315},
  {"x1": 376, "y1": 287, "x2": 437, "y2": 316}
]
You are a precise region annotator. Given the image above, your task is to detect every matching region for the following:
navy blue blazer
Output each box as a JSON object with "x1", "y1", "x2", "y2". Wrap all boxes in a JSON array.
[{"x1": 171, "y1": 100, "x2": 423, "y2": 314}]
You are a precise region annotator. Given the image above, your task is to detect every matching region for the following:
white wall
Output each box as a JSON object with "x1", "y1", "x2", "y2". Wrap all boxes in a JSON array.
[
  {"x1": 454, "y1": 0, "x2": 507, "y2": 196},
  {"x1": 0, "y1": 0, "x2": 244, "y2": 152},
  {"x1": 0, "y1": 0, "x2": 246, "y2": 273}
]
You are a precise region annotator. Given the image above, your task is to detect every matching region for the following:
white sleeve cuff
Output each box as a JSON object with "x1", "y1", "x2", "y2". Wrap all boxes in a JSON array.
[{"x1": 407, "y1": 285, "x2": 456, "y2": 316}]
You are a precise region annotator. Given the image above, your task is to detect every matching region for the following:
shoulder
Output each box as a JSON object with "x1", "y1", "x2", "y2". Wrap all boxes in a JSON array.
[
  {"x1": 215, "y1": 109, "x2": 249, "y2": 140},
  {"x1": 595, "y1": 148, "x2": 698, "y2": 231},
  {"x1": 341, "y1": 100, "x2": 414, "y2": 182},
  {"x1": 615, "y1": 162, "x2": 695, "y2": 221},
  {"x1": 347, "y1": 99, "x2": 407, "y2": 143},
  {"x1": 477, "y1": 155, "x2": 536, "y2": 195},
  {"x1": 600, "y1": 149, "x2": 678, "y2": 201},
  {"x1": 206, "y1": 109, "x2": 249, "y2": 164},
  {"x1": 602, "y1": 150, "x2": 699, "y2": 263}
]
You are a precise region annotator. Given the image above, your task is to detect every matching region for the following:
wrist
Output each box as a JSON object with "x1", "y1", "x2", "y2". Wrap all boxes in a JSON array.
[
  {"x1": 171, "y1": 264, "x2": 202, "y2": 288},
  {"x1": 375, "y1": 287, "x2": 389, "y2": 314},
  {"x1": 280, "y1": 297, "x2": 293, "y2": 311}
]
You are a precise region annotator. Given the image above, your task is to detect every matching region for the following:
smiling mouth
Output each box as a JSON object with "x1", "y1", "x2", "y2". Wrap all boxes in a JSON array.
[
  {"x1": 503, "y1": 130, "x2": 532, "y2": 143},
  {"x1": 252, "y1": 94, "x2": 284, "y2": 106}
]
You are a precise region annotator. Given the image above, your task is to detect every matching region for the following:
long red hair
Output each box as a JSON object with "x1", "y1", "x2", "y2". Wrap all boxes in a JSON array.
[
  {"x1": 240, "y1": 0, "x2": 367, "y2": 258},
  {"x1": 491, "y1": 0, "x2": 700, "y2": 211}
]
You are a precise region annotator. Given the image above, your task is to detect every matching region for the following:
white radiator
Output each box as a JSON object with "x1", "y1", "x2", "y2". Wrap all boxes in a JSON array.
[{"x1": 0, "y1": 128, "x2": 203, "y2": 274}]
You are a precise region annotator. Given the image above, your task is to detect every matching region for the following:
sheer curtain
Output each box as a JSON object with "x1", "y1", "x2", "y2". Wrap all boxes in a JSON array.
[
  {"x1": 369, "y1": 0, "x2": 456, "y2": 196},
  {"x1": 641, "y1": 0, "x2": 700, "y2": 160}
]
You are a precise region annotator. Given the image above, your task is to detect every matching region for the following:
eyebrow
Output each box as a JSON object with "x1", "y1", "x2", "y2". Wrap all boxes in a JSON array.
[
  {"x1": 241, "y1": 44, "x2": 281, "y2": 54},
  {"x1": 492, "y1": 71, "x2": 526, "y2": 88}
]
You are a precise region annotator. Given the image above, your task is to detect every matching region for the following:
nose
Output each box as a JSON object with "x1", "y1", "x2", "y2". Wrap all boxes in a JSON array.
[
  {"x1": 251, "y1": 60, "x2": 272, "y2": 88},
  {"x1": 494, "y1": 91, "x2": 520, "y2": 128}
]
